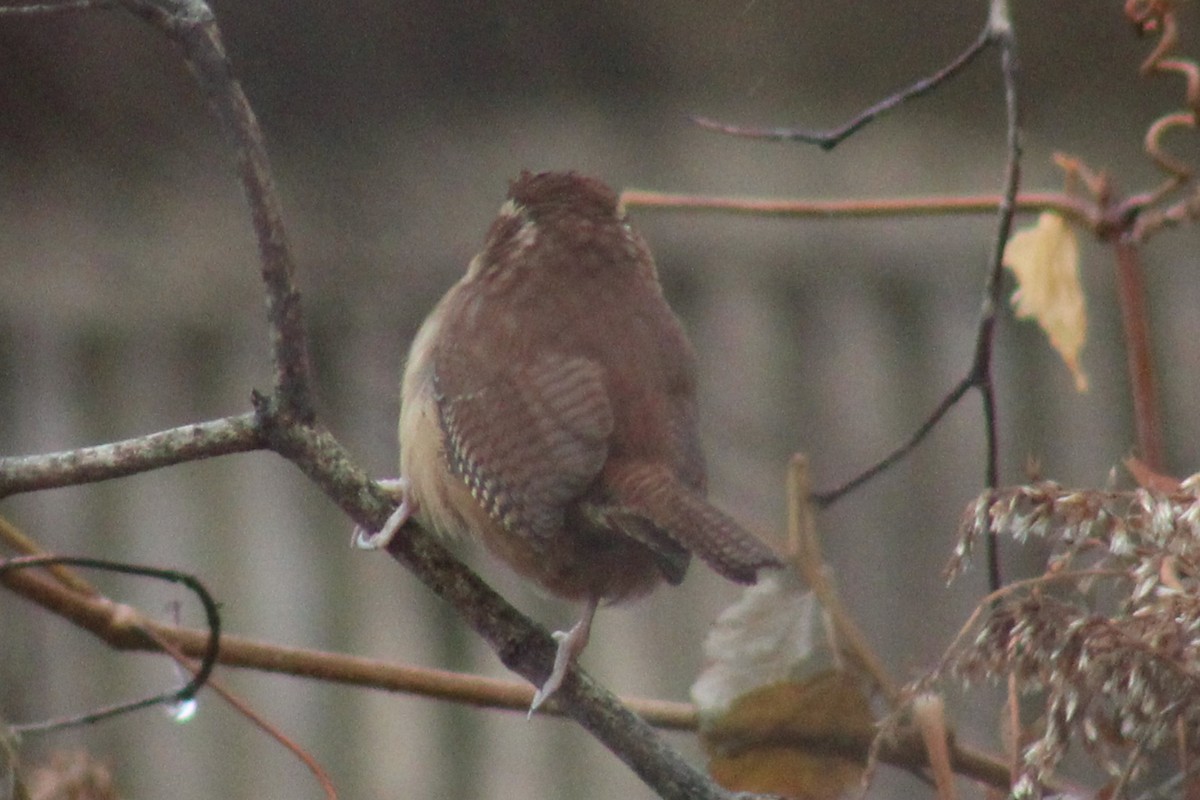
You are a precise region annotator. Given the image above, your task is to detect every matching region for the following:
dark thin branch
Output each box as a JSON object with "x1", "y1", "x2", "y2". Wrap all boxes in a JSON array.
[
  {"x1": 0, "y1": 555, "x2": 220, "y2": 735},
  {"x1": 120, "y1": 0, "x2": 314, "y2": 421},
  {"x1": 691, "y1": 26, "x2": 993, "y2": 150},
  {"x1": 814, "y1": 5, "x2": 1022, "y2": 567},
  {"x1": 814, "y1": 377, "x2": 974, "y2": 508},
  {"x1": 0, "y1": 414, "x2": 262, "y2": 498},
  {"x1": 979, "y1": 1, "x2": 1022, "y2": 593}
]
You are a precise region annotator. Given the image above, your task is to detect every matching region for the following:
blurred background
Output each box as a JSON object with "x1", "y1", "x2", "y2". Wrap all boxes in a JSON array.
[{"x1": 1, "y1": 1, "x2": 1197, "y2": 797}]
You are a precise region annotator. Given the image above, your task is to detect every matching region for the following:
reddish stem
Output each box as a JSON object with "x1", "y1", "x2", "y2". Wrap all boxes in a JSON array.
[{"x1": 1113, "y1": 239, "x2": 1166, "y2": 469}]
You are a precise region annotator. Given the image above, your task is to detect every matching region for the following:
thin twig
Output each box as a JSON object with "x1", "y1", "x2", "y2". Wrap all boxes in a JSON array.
[
  {"x1": 683, "y1": 8, "x2": 1024, "y2": 565},
  {"x1": 978, "y1": 0, "x2": 1022, "y2": 593},
  {"x1": 691, "y1": 27, "x2": 993, "y2": 150},
  {"x1": 788, "y1": 456, "x2": 899, "y2": 703},
  {"x1": 813, "y1": 376, "x2": 974, "y2": 508},
  {"x1": 819, "y1": 3, "x2": 1023, "y2": 589}
]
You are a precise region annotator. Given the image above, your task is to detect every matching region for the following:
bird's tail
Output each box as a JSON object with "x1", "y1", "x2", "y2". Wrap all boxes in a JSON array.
[{"x1": 607, "y1": 462, "x2": 783, "y2": 584}]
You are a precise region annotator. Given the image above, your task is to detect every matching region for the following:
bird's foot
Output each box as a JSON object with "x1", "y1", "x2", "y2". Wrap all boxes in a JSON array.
[
  {"x1": 352, "y1": 477, "x2": 415, "y2": 550},
  {"x1": 528, "y1": 598, "x2": 599, "y2": 716}
]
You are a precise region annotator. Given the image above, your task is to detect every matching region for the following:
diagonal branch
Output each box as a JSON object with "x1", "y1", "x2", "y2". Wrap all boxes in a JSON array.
[{"x1": 121, "y1": 0, "x2": 314, "y2": 421}]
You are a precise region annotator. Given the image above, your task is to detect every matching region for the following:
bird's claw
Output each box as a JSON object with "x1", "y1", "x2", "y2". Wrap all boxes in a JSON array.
[
  {"x1": 527, "y1": 599, "x2": 598, "y2": 717},
  {"x1": 352, "y1": 477, "x2": 415, "y2": 550},
  {"x1": 527, "y1": 630, "x2": 574, "y2": 714}
]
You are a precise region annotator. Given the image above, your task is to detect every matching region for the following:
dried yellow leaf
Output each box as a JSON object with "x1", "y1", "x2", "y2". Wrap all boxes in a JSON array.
[
  {"x1": 1003, "y1": 212, "x2": 1088, "y2": 391},
  {"x1": 701, "y1": 671, "x2": 874, "y2": 800}
]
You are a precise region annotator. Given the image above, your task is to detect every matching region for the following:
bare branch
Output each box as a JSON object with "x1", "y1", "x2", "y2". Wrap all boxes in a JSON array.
[
  {"x1": 120, "y1": 0, "x2": 314, "y2": 420},
  {"x1": 0, "y1": 414, "x2": 262, "y2": 498},
  {"x1": 976, "y1": 0, "x2": 1022, "y2": 592},
  {"x1": 814, "y1": 377, "x2": 974, "y2": 508},
  {"x1": 806, "y1": 4, "x2": 1022, "y2": 537}
]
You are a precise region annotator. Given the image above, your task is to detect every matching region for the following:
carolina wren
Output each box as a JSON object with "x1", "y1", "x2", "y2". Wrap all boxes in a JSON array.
[{"x1": 357, "y1": 170, "x2": 782, "y2": 711}]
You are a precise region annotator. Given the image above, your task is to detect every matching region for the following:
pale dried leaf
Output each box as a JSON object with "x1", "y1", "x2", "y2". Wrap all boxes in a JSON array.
[{"x1": 1004, "y1": 212, "x2": 1088, "y2": 392}]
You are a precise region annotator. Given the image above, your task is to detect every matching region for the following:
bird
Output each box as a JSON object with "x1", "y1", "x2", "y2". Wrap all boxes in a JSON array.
[{"x1": 355, "y1": 170, "x2": 783, "y2": 712}]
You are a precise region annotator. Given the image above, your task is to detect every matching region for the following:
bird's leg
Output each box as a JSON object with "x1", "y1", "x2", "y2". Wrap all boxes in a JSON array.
[
  {"x1": 528, "y1": 596, "x2": 600, "y2": 716},
  {"x1": 352, "y1": 477, "x2": 416, "y2": 549}
]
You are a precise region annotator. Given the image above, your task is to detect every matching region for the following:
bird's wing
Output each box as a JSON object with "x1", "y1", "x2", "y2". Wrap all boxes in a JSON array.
[{"x1": 435, "y1": 352, "x2": 614, "y2": 541}]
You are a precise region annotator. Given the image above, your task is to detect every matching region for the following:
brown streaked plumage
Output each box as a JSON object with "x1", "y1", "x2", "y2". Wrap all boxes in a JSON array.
[{"x1": 363, "y1": 170, "x2": 782, "y2": 711}]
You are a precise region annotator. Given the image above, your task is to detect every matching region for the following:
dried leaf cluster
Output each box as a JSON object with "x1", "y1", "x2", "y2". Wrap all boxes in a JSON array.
[{"x1": 944, "y1": 476, "x2": 1200, "y2": 794}]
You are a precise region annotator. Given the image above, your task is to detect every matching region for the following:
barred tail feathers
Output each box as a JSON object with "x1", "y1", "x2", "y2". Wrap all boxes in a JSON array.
[{"x1": 606, "y1": 462, "x2": 783, "y2": 584}]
